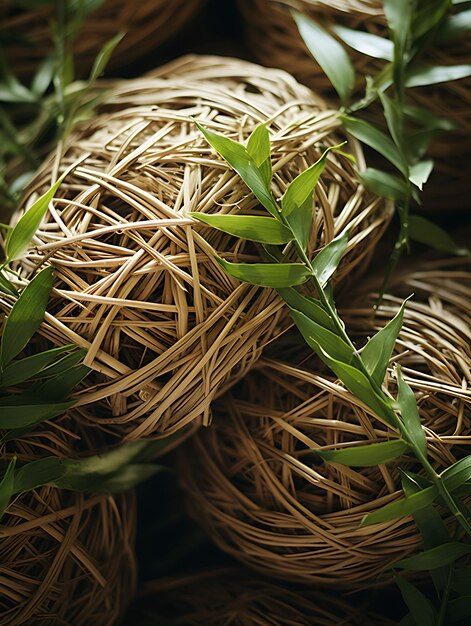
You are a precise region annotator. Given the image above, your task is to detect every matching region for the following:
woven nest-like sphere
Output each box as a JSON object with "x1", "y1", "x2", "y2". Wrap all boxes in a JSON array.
[
  {"x1": 17, "y1": 55, "x2": 391, "y2": 440},
  {"x1": 127, "y1": 568, "x2": 395, "y2": 625},
  {"x1": 0, "y1": 0, "x2": 205, "y2": 77},
  {"x1": 239, "y1": 0, "x2": 471, "y2": 207},
  {"x1": 179, "y1": 260, "x2": 470, "y2": 589},
  {"x1": 0, "y1": 419, "x2": 137, "y2": 626}
]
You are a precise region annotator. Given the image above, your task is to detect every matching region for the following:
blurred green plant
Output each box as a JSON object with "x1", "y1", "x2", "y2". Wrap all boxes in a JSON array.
[
  {"x1": 292, "y1": 0, "x2": 470, "y2": 292},
  {"x1": 193, "y1": 121, "x2": 471, "y2": 625}
]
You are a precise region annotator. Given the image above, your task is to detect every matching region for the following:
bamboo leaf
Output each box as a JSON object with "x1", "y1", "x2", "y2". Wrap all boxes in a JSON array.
[
  {"x1": 0, "y1": 401, "x2": 74, "y2": 429},
  {"x1": 0, "y1": 345, "x2": 76, "y2": 386},
  {"x1": 0, "y1": 458, "x2": 16, "y2": 518},
  {"x1": 89, "y1": 32, "x2": 125, "y2": 82},
  {"x1": 406, "y1": 64, "x2": 471, "y2": 87},
  {"x1": 441, "y1": 456, "x2": 471, "y2": 492},
  {"x1": 246, "y1": 124, "x2": 272, "y2": 186},
  {"x1": 361, "y1": 485, "x2": 438, "y2": 526},
  {"x1": 395, "y1": 365, "x2": 427, "y2": 458},
  {"x1": 277, "y1": 288, "x2": 337, "y2": 332},
  {"x1": 292, "y1": 11, "x2": 355, "y2": 105},
  {"x1": 0, "y1": 273, "x2": 18, "y2": 297},
  {"x1": 216, "y1": 258, "x2": 310, "y2": 287},
  {"x1": 333, "y1": 25, "x2": 393, "y2": 61},
  {"x1": 195, "y1": 122, "x2": 278, "y2": 217},
  {"x1": 409, "y1": 215, "x2": 469, "y2": 256},
  {"x1": 311, "y1": 228, "x2": 349, "y2": 288},
  {"x1": 6, "y1": 177, "x2": 63, "y2": 261},
  {"x1": 436, "y1": 10, "x2": 471, "y2": 45},
  {"x1": 409, "y1": 160, "x2": 434, "y2": 190},
  {"x1": 395, "y1": 576, "x2": 437, "y2": 626},
  {"x1": 190, "y1": 213, "x2": 292, "y2": 245},
  {"x1": 285, "y1": 192, "x2": 314, "y2": 252},
  {"x1": 36, "y1": 365, "x2": 89, "y2": 400},
  {"x1": 361, "y1": 299, "x2": 408, "y2": 386},
  {"x1": 341, "y1": 115, "x2": 407, "y2": 175},
  {"x1": 359, "y1": 168, "x2": 409, "y2": 202},
  {"x1": 0, "y1": 267, "x2": 54, "y2": 368},
  {"x1": 80, "y1": 464, "x2": 164, "y2": 493},
  {"x1": 317, "y1": 439, "x2": 409, "y2": 466},
  {"x1": 393, "y1": 543, "x2": 471, "y2": 571}
]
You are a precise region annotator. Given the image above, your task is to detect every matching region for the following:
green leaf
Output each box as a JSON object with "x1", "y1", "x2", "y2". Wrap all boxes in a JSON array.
[
  {"x1": 361, "y1": 485, "x2": 438, "y2": 526},
  {"x1": 0, "y1": 273, "x2": 18, "y2": 297},
  {"x1": 0, "y1": 345, "x2": 76, "y2": 386},
  {"x1": 406, "y1": 64, "x2": 471, "y2": 87},
  {"x1": 0, "y1": 458, "x2": 16, "y2": 519},
  {"x1": 89, "y1": 32, "x2": 125, "y2": 82},
  {"x1": 411, "y1": 0, "x2": 451, "y2": 39},
  {"x1": 289, "y1": 307, "x2": 354, "y2": 364},
  {"x1": 409, "y1": 160, "x2": 434, "y2": 190},
  {"x1": 277, "y1": 288, "x2": 337, "y2": 333},
  {"x1": 317, "y1": 439, "x2": 409, "y2": 466},
  {"x1": 383, "y1": 0, "x2": 413, "y2": 37},
  {"x1": 31, "y1": 55, "x2": 54, "y2": 97},
  {"x1": 361, "y1": 299, "x2": 408, "y2": 386},
  {"x1": 393, "y1": 543, "x2": 471, "y2": 571},
  {"x1": 0, "y1": 267, "x2": 54, "y2": 368},
  {"x1": 285, "y1": 192, "x2": 314, "y2": 252},
  {"x1": 216, "y1": 257, "x2": 310, "y2": 287},
  {"x1": 441, "y1": 456, "x2": 471, "y2": 491},
  {"x1": 281, "y1": 144, "x2": 343, "y2": 217},
  {"x1": 395, "y1": 576, "x2": 437, "y2": 626},
  {"x1": 5, "y1": 177, "x2": 63, "y2": 262},
  {"x1": 333, "y1": 25, "x2": 393, "y2": 61},
  {"x1": 81, "y1": 464, "x2": 164, "y2": 493},
  {"x1": 0, "y1": 401, "x2": 74, "y2": 429},
  {"x1": 446, "y1": 597, "x2": 471, "y2": 624},
  {"x1": 195, "y1": 122, "x2": 278, "y2": 217},
  {"x1": 403, "y1": 105, "x2": 457, "y2": 132},
  {"x1": 311, "y1": 228, "x2": 349, "y2": 288},
  {"x1": 292, "y1": 11, "x2": 355, "y2": 105},
  {"x1": 341, "y1": 115, "x2": 407, "y2": 176},
  {"x1": 33, "y1": 348, "x2": 87, "y2": 379},
  {"x1": 190, "y1": 213, "x2": 292, "y2": 244},
  {"x1": 409, "y1": 215, "x2": 469, "y2": 256},
  {"x1": 246, "y1": 124, "x2": 272, "y2": 186},
  {"x1": 436, "y1": 10, "x2": 471, "y2": 45},
  {"x1": 395, "y1": 365, "x2": 427, "y2": 458},
  {"x1": 36, "y1": 365, "x2": 89, "y2": 400},
  {"x1": 359, "y1": 168, "x2": 409, "y2": 202}
]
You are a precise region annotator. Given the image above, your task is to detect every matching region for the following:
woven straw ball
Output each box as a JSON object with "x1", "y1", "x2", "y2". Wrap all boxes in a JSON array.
[
  {"x1": 239, "y1": 0, "x2": 471, "y2": 207},
  {"x1": 179, "y1": 260, "x2": 470, "y2": 589},
  {"x1": 16, "y1": 55, "x2": 391, "y2": 440},
  {"x1": 0, "y1": 0, "x2": 206, "y2": 77},
  {"x1": 127, "y1": 568, "x2": 395, "y2": 625}
]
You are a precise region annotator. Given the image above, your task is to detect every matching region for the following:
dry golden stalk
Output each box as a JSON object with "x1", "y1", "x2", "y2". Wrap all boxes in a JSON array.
[
  {"x1": 178, "y1": 259, "x2": 470, "y2": 589},
  {"x1": 14, "y1": 55, "x2": 391, "y2": 440}
]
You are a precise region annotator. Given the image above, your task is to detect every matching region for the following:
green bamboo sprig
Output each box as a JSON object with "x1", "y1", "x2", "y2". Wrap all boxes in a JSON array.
[{"x1": 192, "y1": 121, "x2": 471, "y2": 623}]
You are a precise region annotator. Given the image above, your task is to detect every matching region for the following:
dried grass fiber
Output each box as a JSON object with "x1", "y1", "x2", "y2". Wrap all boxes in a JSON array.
[
  {"x1": 179, "y1": 257, "x2": 470, "y2": 588},
  {"x1": 15, "y1": 55, "x2": 391, "y2": 440}
]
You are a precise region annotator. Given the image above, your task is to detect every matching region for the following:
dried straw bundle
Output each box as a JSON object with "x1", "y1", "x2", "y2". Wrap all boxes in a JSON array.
[
  {"x1": 0, "y1": 0, "x2": 205, "y2": 76},
  {"x1": 179, "y1": 260, "x2": 470, "y2": 588},
  {"x1": 17, "y1": 55, "x2": 391, "y2": 440},
  {"x1": 127, "y1": 568, "x2": 395, "y2": 625},
  {"x1": 238, "y1": 0, "x2": 471, "y2": 206}
]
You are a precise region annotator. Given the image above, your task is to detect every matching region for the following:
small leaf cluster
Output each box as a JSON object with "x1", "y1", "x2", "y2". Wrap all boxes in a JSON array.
[
  {"x1": 0, "y1": 0, "x2": 122, "y2": 210},
  {"x1": 292, "y1": 0, "x2": 469, "y2": 286},
  {"x1": 194, "y1": 121, "x2": 471, "y2": 625}
]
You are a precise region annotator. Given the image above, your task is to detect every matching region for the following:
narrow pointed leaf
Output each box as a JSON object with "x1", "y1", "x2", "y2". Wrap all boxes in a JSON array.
[
  {"x1": 190, "y1": 213, "x2": 292, "y2": 244},
  {"x1": 441, "y1": 456, "x2": 471, "y2": 491},
  {"x1": 409, "y1": 215, "x2": 469, "y2": 256},
  {"x1": 0, "y1": 273, "x2": 18, "y2": 296},
  {"x1": 78, "y1": 464, "x2": 164, "y2": 493},
  {"x1": 0, "y1": 267, "x2": 54, "y2": 368},
  {"x1": 333, "y1": 25, "x2": 393, "y2": 61},
  {"x1": 285, "y1": 191, "x2": 313, "y2": 252},
  {"x1": 395, "y1": 365, "x2": 427, "y2": 457},
  {"x1": 292, "y1": 11, "x2": 355, "y2": 105},
  {"x1": 361, "y1": 485, "x2": 438, "y2": 526},
  {"x1": 34, "y1": 348, "x2": 87, "y2": 379},
  {"x1": 406, "y1": 64, "x2": 471, "y2": 87},
  {"x1": 277, "y1": 288, "x2": 337, "y2": 332},
  {"x1": 361, "y1": 299, "x2": 407, "y2": 386},
  {"x1": 196, "y1": 122, "x2": 278, "y2": 216},
  {"x1": 247, "y1": 124, "x2": 272, "y2": 187},
  {"x1": 0, "y1": 458, "x2": 16, "y2": 518},
  {"x1": 359, "y1": 168, "x2": 409, "y2": 202},
  {"x1": 281, "y1": 145, "x2": 342, "y2": 217},
  {"x1": 317, "y1": 439, "x2": 409, "y2": 466},
  {"x1": 289, "y1": 307, "x2": 354, "y2": 364},
  {"x1": 6, "y1": 177, "x2": 63, "y2": 261},
  {"x1": 37, "y1": 365, "x2": 89, "y2": 400},
  {"x1": 0, "y1": 345, "x2": 76, "y2": 386},
  {"x1": 341, "y1": 115, "x2": 407, "y2": 175},
  {"x1": 0, "y1": 401, "x2": 74, "y2": 429},
  {"x1": 311, "y1": 228, "x2": 349, "y2": 288},
  {"x1": 409, "y1": 160, "x2": 434, "y2": 190},
  {"x1": 395, "y1": 576, "x2": 437, "y2": 626},
  {"x1": 89, "y1": 32, "x2": 125, "y2": 82},
  {"x1": 436, "y1": 10, "x2": 471, "y2": 45},
  {"x1": 216, "y1": 258, "x2": 310, "y2": 287},
  {"x1": 393, "y1": 543, "x2": 471, "y2": 571}
]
